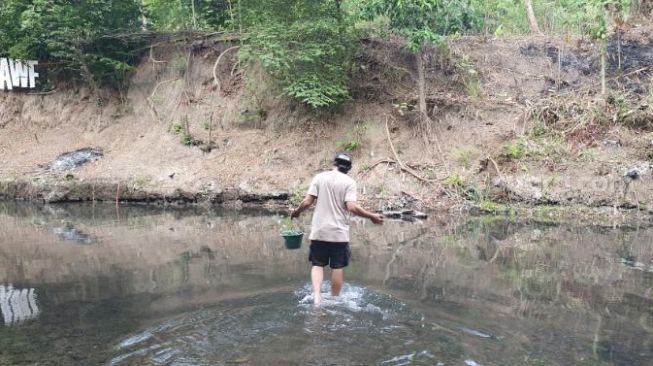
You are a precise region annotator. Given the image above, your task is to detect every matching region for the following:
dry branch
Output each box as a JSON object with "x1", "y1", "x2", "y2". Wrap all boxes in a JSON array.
[
  {"x1": 213, "y1": 45, "x2": 240, "y2": 97},
  {"x1": 147, "y1": 79, "x2": 178, "y2": 122},
  {"x1": 27, "y1": 89, "x2": 58, "y2": 96},
  {"x1": 149, "y1": 46, "x2": 167, "y2": 64}
]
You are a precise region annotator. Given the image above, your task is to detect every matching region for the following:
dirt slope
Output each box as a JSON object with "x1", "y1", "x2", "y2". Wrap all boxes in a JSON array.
[{"x1": 1, "y1": 29, "x2": 652, "y2": 212}]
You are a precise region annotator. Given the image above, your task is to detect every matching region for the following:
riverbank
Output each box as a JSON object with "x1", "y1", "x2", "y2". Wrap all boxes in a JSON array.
[{"x1": 1, "y1": 29, "x2": 652, "y2": 214}]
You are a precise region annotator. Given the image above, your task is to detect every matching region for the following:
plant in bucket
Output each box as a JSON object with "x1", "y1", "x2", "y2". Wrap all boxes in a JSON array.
[{"x1": 280, "y1": 216, "x2": 304, "y2": 249}]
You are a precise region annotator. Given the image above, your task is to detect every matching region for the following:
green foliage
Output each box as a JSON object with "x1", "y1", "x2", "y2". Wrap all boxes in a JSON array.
[
  {"x1": 456, "y1": 55, "x2": 482, "y2": 99},
  {"x1": 142, "y1": 0, "x2": 232, "y2": 31},
  {"x1": 0, "y1": 0, "x2": 144, "y2": 89},
  {"x1": 171, "y1": 119, "x2": 194, "y2": 146},
  {"x1": 290, "y1": 187, "x2": 306, "y2": 206},
  {"x1": 172, "y1": 121, "x2": 185, "y2": 134},
  {"x1": 239, "y1": 0, "x2": 356, "y2": 108},
  {"x1": 578, "y1": 148, "x2": 594, "y2": 160},
  {"x1": 239, "y1": 108, "x2": 268, "y2": 128},
  {"x1": 360, "y1": 0, "x2": 483, "y2": 52},
  {"x1": 454, "y1": 147, "x2": 474, "y2": 169},
  {"x1": 337, "y1": 121, "x2": 368, "y2": 151},
  {"x1": 281, "y1": 216, "x2": 303, "y2": 235},
  {"x1": 180, "y1": 133, "x2": 194, "y2": 146},
  {"x1": 479, "y1": 200, "x2": 506, "y2": 213},
  {"x1": 444, "y1": 174, "x2": 465, "y2": 189},
  {"x1": 502, "y1": 139, "x2": 527, "y2": 160}
]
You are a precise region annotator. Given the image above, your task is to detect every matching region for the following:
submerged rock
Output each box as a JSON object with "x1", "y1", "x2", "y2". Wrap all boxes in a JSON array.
[
  {"x1": 46, "y1": 147, "x2": 103, "y2": 172},
  {"x1": 53, "y1": 227, "x2": 95, "y2": 244},
  {"x1": 382, "y1": 210, "x2": 428, "y2": 221}
]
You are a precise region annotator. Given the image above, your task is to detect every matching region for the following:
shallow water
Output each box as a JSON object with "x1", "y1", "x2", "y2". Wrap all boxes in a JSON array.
[{"x1": 0, "y1": 202, "x2": 651, "y2": 365}]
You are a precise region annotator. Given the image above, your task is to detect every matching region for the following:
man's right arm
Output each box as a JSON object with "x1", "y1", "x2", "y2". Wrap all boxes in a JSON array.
[
  {"x1": 346, "y1": 201, "x2": 383, "y2": 224},
  {"x1": 291, "y1": 195, "x2": 315, "y2": 219}
]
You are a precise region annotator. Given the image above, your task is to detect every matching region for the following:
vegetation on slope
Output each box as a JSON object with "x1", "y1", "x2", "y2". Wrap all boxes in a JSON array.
[{"x1": 1, "y1": 0, "x2": 647, "y2": 107}]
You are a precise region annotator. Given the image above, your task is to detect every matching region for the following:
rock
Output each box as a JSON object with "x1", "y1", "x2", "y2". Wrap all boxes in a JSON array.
[
  {"x1": 602, "y1": 138, "x2": 621, "y2": 146},
  {"x1": 53, "y1": 227, "x2": 95, "y2": 244},
  {"x1": 383, "y1": 211, "x2": 402, "y2": 219},
  {"x1": 624, "y1": 164, "x2": 651, "y2": 180},
  {"x1": 625, "y1": 168, "x2": 641, "y2": 179},
  {"x1": 413, "y1": 211, "x2": 428, "y2": 219},
  {"x1": 382, "y1": 210, "x2": 428, "y2": 221},
  {"x1": 46, "y1": 147, "x2": 103, "y2": 172}
]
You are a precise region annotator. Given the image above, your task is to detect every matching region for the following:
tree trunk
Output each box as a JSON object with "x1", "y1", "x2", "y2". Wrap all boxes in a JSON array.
[
  {"x1": 191, "y1": 0, "x2": 197, "y2": 29},
  {"x1": 524, "y1": 0, "x2": 541, "y2": 33},
  {"x1": 416, "y1": 50, "x2": 428, "y2": 132}
]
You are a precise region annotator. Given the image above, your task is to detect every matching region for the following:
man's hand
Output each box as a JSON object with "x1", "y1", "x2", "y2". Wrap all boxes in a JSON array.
[
  {"x1": 370, "y1": 213, "x2": 384, "y2": 225},
  {"x1": 290, "y1": 208, "x2": 300, "y2": 219},
  {"x1": 346, "y1": 202, "x2": 384, "y2": 225}
]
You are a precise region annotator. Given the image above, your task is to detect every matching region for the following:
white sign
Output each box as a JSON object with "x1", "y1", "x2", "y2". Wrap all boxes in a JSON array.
[
  {"x1": 0, "y1": 58, "x2": 39, "y2": 90},
  {"x1": 0, "y1": 284, "x2": 40, "y2": 326}
]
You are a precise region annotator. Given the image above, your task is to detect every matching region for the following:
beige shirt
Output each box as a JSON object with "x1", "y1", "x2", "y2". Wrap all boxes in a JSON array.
[{"x1": 307, "y1": 170, "x2": 357, "y2": 242}]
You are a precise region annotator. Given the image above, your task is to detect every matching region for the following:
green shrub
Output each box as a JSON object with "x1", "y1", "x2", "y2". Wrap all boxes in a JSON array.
[
  {"x1": 337, "y1": 121, "x2": 368, "y2": 152},
  {"x1": 444, "y1": 174, "x2": 465, "y2": 189},
  {"x1": 454, "y1": 147, "x2": 474, "y2": 169},
  {"x1": 502, "y1": 140, "x2": 527, "y2": 160}
]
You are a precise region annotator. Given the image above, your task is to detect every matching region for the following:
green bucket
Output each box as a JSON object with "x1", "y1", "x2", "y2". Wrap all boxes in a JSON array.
[{"x1": 281, "y1": 231, "x2": 304, "y2": 250}]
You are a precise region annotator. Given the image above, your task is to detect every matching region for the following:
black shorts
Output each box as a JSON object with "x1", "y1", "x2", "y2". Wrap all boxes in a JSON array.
[{"x1": 308, "y1": 240, "x2": 351, "y2": 269}]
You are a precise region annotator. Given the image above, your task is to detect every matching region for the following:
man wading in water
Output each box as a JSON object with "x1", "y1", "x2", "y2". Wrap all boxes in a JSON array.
[{"x1": 291, "y1": 153, "x2": 383, "y2": 305}]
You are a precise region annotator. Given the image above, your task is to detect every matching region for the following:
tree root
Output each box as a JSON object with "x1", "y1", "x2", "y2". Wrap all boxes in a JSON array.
[{"x1": 213, "y1": 45, "x2": 240, "y2": 97}]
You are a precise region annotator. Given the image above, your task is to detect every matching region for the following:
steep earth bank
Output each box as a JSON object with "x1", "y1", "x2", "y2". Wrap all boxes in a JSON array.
[{"x1": 1, "y1": 28, "x2": 652, "y2": 215}]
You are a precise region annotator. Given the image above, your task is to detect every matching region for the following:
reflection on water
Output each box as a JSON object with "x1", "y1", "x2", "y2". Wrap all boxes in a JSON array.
[
  {"x1": 0, "y1": 202, "x2": 651, "y2": 365},
  {"x1": 0, "y1": 284, "x2": 40, "y2": 326}
]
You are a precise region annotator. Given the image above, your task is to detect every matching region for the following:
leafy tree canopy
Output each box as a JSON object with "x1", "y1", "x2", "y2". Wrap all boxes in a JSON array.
[
  {"x1": 360, "y1": 0, "x2": 483, "y2": 52},
  {"x1": 238, "y1": 0, "x2": 357, "y2": 108},
  {"x1": 0, "y1": 0, "x2": 143, "y2": 89}
]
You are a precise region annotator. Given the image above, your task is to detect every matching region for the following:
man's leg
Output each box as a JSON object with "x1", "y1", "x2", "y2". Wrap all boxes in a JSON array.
[
  {"x1": 329, "y1": 242, "x2": 349, "y2": 297},
  {"x1": 330, "y1": 268, "x2": 344, "y2": 296},
  {"x1": 311, "y1": 265, "x2": 324, "y2": 305}
]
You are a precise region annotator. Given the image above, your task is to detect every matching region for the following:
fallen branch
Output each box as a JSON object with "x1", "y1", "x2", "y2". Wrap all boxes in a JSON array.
[
  {"x1": 385, "y1": 116, "x2": 433, "y2": 184},
  {"x1": 619, "y1": 66, "x2": 650, "y2": 78},
  {"x1": 27, "y1": 89, "x2": 57, "y2": 96},
  {"x1": 213, "y1": 45, "x2": 240, "y2": 97},
  {"x1": 487, "y1": 156, "x2": 504, "y2": 181},
  {"x1": 149, "y1": 79, "x2": 177, "y2": 101}
]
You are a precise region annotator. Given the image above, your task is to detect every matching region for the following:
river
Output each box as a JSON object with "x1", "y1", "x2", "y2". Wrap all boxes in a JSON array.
[{"x1": 0, "y1": 202, "x2": 651, "y2": 365}]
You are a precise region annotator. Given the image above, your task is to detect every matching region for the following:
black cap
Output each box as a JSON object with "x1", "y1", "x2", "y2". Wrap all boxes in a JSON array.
[{"x1": 334, "y1": 152, "x2": 352, "y2": 173}]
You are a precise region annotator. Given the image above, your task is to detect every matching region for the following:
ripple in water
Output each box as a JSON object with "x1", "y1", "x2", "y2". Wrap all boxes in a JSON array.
[{"x1": 110, "y1": 283, "x2": 462, "y2": 365}]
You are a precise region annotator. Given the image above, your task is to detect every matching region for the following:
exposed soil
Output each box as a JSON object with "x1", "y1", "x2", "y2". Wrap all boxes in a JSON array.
[{"x1": 1, "y1": 26, "x2": 652, "y2": 215}]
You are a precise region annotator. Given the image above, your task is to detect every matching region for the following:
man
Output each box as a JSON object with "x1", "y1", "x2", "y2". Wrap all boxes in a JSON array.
[{"x1": 291, "y1": 153, "x2": 383, "y2": 305}]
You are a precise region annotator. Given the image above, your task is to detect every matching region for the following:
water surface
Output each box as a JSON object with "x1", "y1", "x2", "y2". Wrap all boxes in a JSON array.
[{"x1": 0, "y1": 203, "x2": 651, "y2": 365}]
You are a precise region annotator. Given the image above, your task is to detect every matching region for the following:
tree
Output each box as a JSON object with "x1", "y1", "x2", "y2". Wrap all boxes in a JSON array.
[
  {"x1": 238, "y1": 0, "x2": 356, "y2": 108},
  {"x1": 362, "y1": 0, "x2": 482, "y2": 131},
  {"x1": 523, "y1": 0, "x2": 541, "y2": 33}
]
